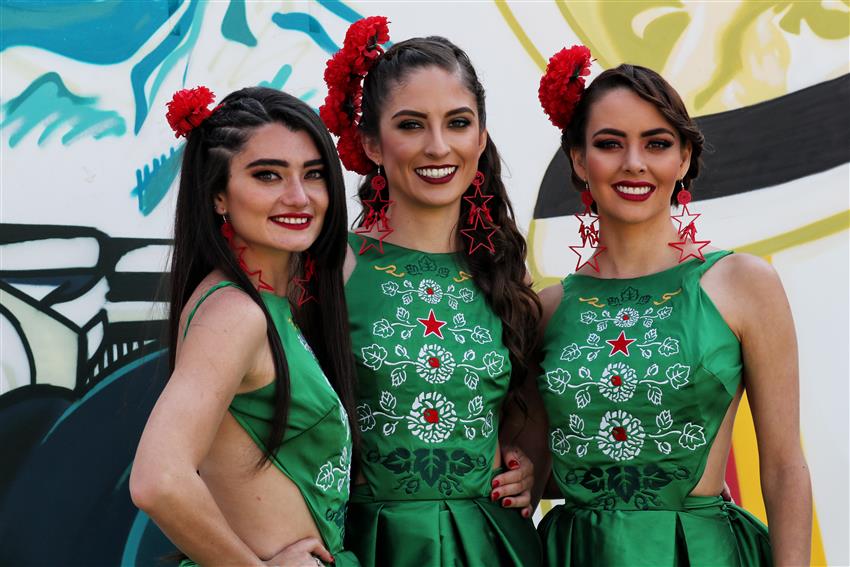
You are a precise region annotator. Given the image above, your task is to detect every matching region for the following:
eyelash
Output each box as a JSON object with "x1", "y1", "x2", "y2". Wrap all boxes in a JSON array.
[
  {"x1": 592, "y1": 139, "x2": 673, "y2": 150},
  {"x1": 397, "y1": 118, "x2": 472, "y2": 130},
  {"x1": 253, "y1": 170, "x2": 280, "y2": 182}
]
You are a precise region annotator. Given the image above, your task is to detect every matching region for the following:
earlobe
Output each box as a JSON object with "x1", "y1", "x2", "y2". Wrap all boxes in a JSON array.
[
  {"x1": 362, "y1": 134, "x2": 383, "y2": 167},
  {"x1": 213, "y1": 193, "x2": 227, "y2": 215}
]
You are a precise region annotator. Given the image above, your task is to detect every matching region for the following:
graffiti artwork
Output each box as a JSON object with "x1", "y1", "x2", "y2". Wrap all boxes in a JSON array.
[{"x1": 1, "y1": 1, "x2": 847, "y2": 565}]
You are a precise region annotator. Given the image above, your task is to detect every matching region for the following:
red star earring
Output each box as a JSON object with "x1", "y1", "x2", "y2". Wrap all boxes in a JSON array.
[
  {"x1": 569, "y1": 184, "x2": 606, "y2": 272},
  {"x1": 219, "y1": 213, "x2": 274, "y2": 292},
  {"x1": 355, "y1": 166, "x2": 394, "y2": 255},
  {"x1": 460, "y1": 171, "x2": 499, "y2": 255},
  {"x1": 293, "y1": 253, "x2": 317, "y2": 307},
  {"x1": 668, "y1": 181, "x2": 711, "y2": 262}
]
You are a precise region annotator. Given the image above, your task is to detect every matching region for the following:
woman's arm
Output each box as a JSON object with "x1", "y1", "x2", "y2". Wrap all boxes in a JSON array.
[
  {"x1": 130, "y1": 288, "x2": 326, "y2": 565},
  {"x1": 726, "y1": 255, "x2": 812, "y2": 566}
]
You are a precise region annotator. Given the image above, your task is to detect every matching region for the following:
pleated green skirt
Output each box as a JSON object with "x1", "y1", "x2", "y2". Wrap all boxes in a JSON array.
[
  {"x1": 538, "y1": 496, "x2": 772, "y2": 566},
  {"x1": 346, "y1": 487, "x2": 542, "y2": 566}
]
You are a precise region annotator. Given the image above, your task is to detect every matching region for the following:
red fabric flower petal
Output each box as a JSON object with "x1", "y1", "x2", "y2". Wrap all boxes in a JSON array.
[
  {"x1": 538, "y1": 45, "x2": 592, "y2": 130},
  {"x1": 166, "y1": 86, "x2": 216, "y2": 138}
]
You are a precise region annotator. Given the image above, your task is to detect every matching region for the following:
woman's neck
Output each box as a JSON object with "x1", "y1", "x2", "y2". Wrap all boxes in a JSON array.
[
  {"x1": 591, "y1": 212, "x2": 682, "y2": 279},
  {"x1": 382, "y1": 198, "x2": 461, "y2": 254}
]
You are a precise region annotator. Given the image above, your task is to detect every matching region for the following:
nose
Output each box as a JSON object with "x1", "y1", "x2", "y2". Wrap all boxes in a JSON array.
[
  {"x1": 280, "y1": 177, "x2": 310, "y2": 208},
  {"x1": 623, "y1": 145, "x2": 646, "y2": 174},
  {"x1": 424, "y1": 127, "x2": 450, "y2": 159}
]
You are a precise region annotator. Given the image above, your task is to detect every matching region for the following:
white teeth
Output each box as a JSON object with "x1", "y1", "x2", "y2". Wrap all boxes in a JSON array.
[
  {"x1": 271, "y1": 216, "x2": 309, "y2": 224},
  {"x1": 415, "y1": 166, "x2": 457, "y2": 178},
  {"x1": 614, "y1": 185, "x2": 653, "y2": 195}
]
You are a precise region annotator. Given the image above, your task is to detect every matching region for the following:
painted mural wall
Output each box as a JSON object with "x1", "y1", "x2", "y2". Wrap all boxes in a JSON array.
[{"x1": 1, "y1": 1, "x2": 847, "y2": 565}]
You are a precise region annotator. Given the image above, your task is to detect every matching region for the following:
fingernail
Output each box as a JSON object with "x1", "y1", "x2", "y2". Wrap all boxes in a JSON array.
[
  {"x1": 491, "y1": 479, "x2": 500, "y2": 488},
  {"x1": 491, "y1": 490, "x2": 500, "y2": 501},
  {"x1": 522, "y1": 509, "x2": 530, "y2": 518},
  {"x1": 503, "y1": 498, "x2": 513, "y2": 507},
  {"x1": 508, "y1": 460, "x2": 519, "y2": 470}
]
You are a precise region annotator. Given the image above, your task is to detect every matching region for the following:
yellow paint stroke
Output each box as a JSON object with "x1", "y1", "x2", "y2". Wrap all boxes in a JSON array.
[
  {"x1": 453, "y1": 271, "x2": 473, "y2": 283},
  {"x1": 493, "y1": 1, "x2": 547, "y2": 72},
  {"x1": 528, "y1": 219, "x2": 564, "y2": 292},
  {"x1": 554, "y1": 1, "x2": 613, "y2": 70},
  {"x1": 735, "y1": 210, "x2": 850, "y2": 257},
  {"x1": 653, "y1": 288, "x2": 682, "y2": 306},
  {"x1": 373, "y1": 264, "x2": 405, "y2": 278},
  {"x1": 578, "y1": 296, "x2": 606, "y2": 308}
]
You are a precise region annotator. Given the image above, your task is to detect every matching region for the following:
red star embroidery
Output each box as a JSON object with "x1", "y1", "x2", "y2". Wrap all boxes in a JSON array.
[
  {"x1": 607, "y1": 331, "x2": 635, "y2": 357},
  {"x1": 460, "y1": 215, "x2": 498, "y2": 255},
  {"x1": 668, "y1": 234, "x2": 711, "y2": 263},
  {"x1": 417, "y1": 309, "x2": 446, "y2": 339},
  {"x1": 670, "y1": 205, "x2": 701, "y2": 237},
  {"x1": 569, "y1": 239, "x2": 606, "y2": 272},
  {"x1": 355, "y1": 212, "x2": 393, "y2": 255},
  {"x1": 463, "y1": 185, "x2": 494, "y2": 224}
]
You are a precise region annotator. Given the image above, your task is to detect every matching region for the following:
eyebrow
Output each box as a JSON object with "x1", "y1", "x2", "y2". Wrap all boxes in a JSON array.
[
  {"x1": 592, "y1": 127, "x2": 676, "y2": 138},
  {"x1": 391, "y1": 106, "x2": 475, "y2": 120},
  {"x1": 245, "y1": 158, "x2": 324, "y2": 168}
]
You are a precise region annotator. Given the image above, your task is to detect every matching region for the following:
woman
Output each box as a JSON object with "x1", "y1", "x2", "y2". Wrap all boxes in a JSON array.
[
  {"x1": 130, "y1": 86, "x2": 359, "y2": 566},
  {"x1": 320, "y1": 18, "x2": 545, "y2": 567},
  {"x1": 535, "y1": 48, "x2": 812, "y2": 565}
]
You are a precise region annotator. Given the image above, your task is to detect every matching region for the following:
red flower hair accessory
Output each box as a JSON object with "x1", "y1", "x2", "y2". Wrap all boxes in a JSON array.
[
  {"x1": 166, "y1": 86, "x2": 216, "y2": 138},
  {"x1": 319, "y1": 16, "x2": 390, "y2": 174},
  {"x1": 538, "y1": 45, "x2": 592, "y2": 130}
]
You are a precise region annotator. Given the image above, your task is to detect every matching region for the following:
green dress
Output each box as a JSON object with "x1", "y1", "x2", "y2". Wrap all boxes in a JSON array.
[
  {"x1": 538, "y1": 252, "x2": 772, "y2": 566},
  {"x1": 344, "y1": 235, "x2": 541, "y2": 566},
  {"x1": 180, "y1": 282, "x2": 359, "y2": 566}
]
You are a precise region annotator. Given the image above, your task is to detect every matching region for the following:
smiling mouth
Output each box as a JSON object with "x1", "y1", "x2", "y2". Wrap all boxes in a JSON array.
[
  {"x1": 415, "y1": 165, "x2": 458, "y2": 184},
  {"x1": 269, "y1": 214, "x2": 313, "y2": 231},
  {"x1": 613, "y1": 183, "x2": 656, "y2": 201}
]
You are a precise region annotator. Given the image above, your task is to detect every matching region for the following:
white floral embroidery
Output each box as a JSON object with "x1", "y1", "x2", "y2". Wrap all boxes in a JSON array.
[
  {"x1": 316, "y1": 445, "x2": 351, "y2": 493},
  {"x1": 596, "y1": 410, "x2": 645, "y2": 461},
  {"x1": 613, "y1": 307, "x2": 640, "y2": 328},
  {"x1": 407, "y1": 391, "x2": 457, "y2": 443},
  {"x1": 598, "y1": 362, "x2": 638, "y2": 402},
  {"x1": 416, "y1": 344, "x2": 456, "y2": 384},
  {"x1": 417, "y1": 279, "x2": 443, "y2": 304}
]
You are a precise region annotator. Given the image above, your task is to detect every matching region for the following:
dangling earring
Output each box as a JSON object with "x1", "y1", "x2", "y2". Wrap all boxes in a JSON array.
[
  {"x1": 220, "y1": 213, "x2": 234, "y2": 243},
  {"x1": 570, "y1": 182, "x2": 606, "y2": 272},
  {"x1": 355, "y1": 165, "x2": 394, "y2": 255},
  {"x1": 293, "y1": 253, "x2": 317, "y2": 307},
  {"x1": 668, "y1": 181, "x2": 711, "y2": 262},
  {"x1": 460, "y1": 171, "x2": 498, "y2": 254}
]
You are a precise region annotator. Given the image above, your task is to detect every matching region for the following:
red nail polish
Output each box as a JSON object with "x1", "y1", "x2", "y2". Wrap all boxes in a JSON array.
[
  {"x1": 522, "y1": 509, "x2": 530, "y2": 518},
  {"x1": 508, "y1": 459, "x2": 519, "y2": 469},
  {"x1": 503, "y1": 498, "x2": 513, "y2": 507},
  {"x1": 491, "y1": 479, "x2": 500, "y2": 488},
  {"x1": 491, "y1": 490, "x2": 500, "y2": 501}
]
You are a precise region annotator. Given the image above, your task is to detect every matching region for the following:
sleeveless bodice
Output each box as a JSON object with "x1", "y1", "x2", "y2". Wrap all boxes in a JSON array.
[
  {"x1": 184, "y1": 282, "x2": 352, "y2": 556},
  {"x1": 345, "y1": 235, "x2": 511, "y2": 501},
  {"x1": 539, "y1": 252, "x2": 740, "y2": 510}
]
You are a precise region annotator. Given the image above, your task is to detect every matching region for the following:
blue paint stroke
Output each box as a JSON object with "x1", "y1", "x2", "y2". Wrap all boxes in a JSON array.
[
  {"x1": 0, "y1": 0, "x2": 183, "y2": 64},
  {"x1": 258, "y1": 64, "x2": 293, "y2": 90},
  {"x1": 43, "y1": 350, "x2": 166, "y2": 442},
  {"x1": 271, "y1": 12, "x2": 339, "y2": 54},
  {"x1": 222, "y1": 0, "x2": 257, "y2": 46},
  {"x1": 1, "y1": 72, "x2": 125, "y2": 147},
  {"x1": 132, "y1": 146, "x2": 185, "y2": 215},
  {"x1": 130, "y1": 0, "x2": 201, "y2": 133},
  {"x1": 121, "y1": 509, "x2": 152, "y2": 567},
  {"x1": 299, "y1": 89, "x2": 318, "y2": 104},
  {"x1": 317, "y1": 0, "x2": 364, "y2": 25}
]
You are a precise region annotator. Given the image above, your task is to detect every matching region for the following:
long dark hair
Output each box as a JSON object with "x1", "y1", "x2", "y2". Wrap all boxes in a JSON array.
[
  {"x1": 168, "y1": 86, "x2": 358, "y2": 464},
  {"x1": 357, "y1": 37, "x2": 541, "y2": 395},
  {"x1": 563, "y1": 64, "x2": 705, "y2": 204}
]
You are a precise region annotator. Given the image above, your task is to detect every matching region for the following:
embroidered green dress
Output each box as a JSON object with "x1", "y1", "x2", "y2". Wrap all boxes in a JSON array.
[
  {"x1": 344, "y1": 235, "x2": 541, "y2": 566},
  {"x1": 180, "y1": 282, "x2": 359, "y2": 567},
  {"x1": 538, "y1": 252, "x2": 772, "y2": 566}
]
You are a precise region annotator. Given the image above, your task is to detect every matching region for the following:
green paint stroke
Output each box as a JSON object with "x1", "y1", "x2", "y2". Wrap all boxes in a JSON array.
[
  {"x1": 1, "y1": 72, "x2": 126, "y2": 147},
  {"x1": 222, "y1": 0, "x2": 257, "y2": 46},
  {"x1": 131, "y1": 146, "x2": 185, "y2": 216}
]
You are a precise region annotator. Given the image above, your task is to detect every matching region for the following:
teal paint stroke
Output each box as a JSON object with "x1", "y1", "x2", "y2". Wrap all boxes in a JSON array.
[
  {"x1": 121, "y1": 509, "x2": 152, "y2": 567},
  {"x1": 0, "y1": 0, "x2": 184, "y2": 64},
  {"x1": 316, "y1": 0, "x2": 363, "y2": 23},
  {"x1": 259, "y1": 64, "x2": 293, "y2": 89},
  {"x1": 1, "y1": 72, "x2": 126, "y2": 147},
  {"x1": 132, "y1": 146, "x2": 185, "y2": 215},
  {"x1": 300, "y1": 89, "x2": 318, "y2": 104},
  {"x1": 222, "y1": 0, "x2": 256, "y2": 46},
  {"x1": 131, "y1": 0, "x2": 202, "y2": 133},
  {"x1": 271, "y1": 12, "x2": 339, "y2": 54}
]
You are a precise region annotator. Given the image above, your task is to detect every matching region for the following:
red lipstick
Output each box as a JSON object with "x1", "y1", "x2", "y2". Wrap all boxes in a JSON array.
[
  {"x1": 269, "y1": 212, "x2": 313, "y2": 231},
  {"x1": 612, "y1": 180, "x2": 656, "y2": 202}
]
